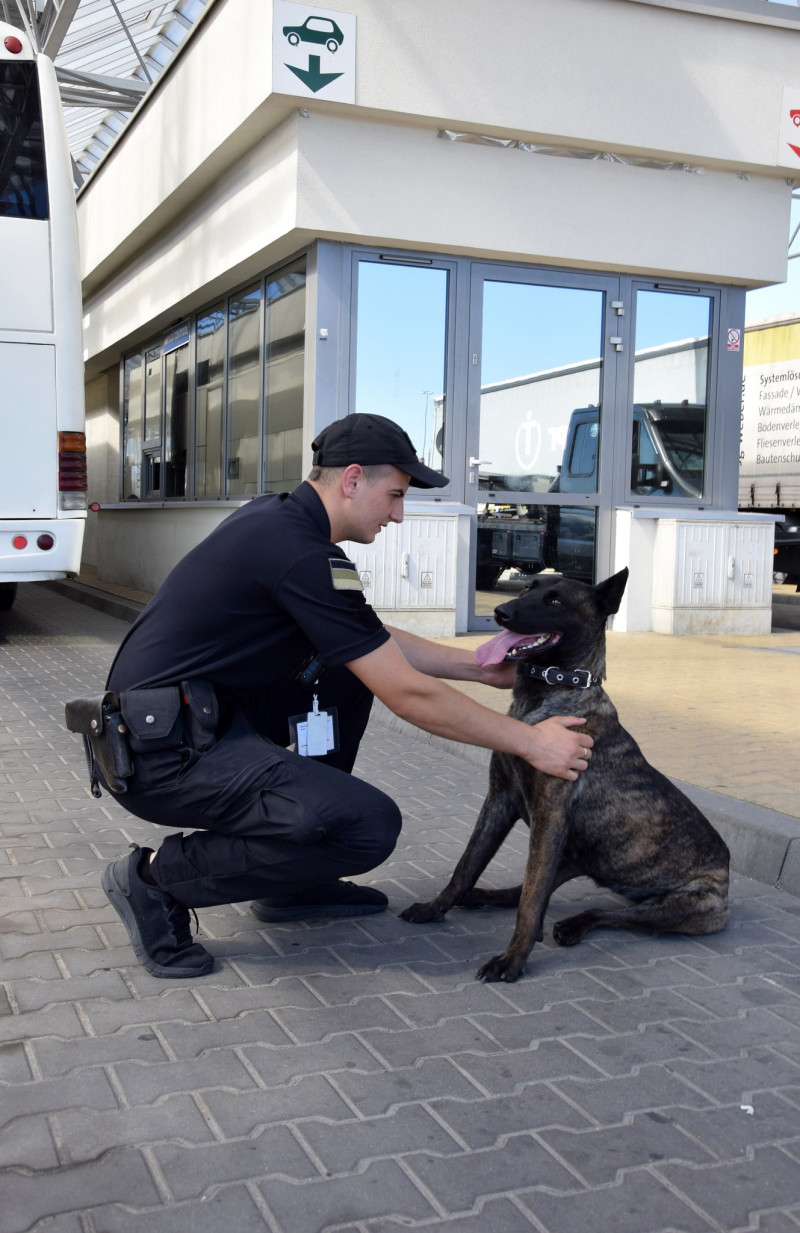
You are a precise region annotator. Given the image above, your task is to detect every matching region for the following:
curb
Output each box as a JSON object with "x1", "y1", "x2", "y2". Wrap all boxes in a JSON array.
[
  {"x1": 41, "y1": 579, "x2": 145, "y2": 623},
  {"x1": 370, "y1": 701, "x2": 800, "y2": 901}
]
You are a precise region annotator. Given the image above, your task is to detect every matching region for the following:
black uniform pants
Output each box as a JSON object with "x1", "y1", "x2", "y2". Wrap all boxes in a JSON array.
[{"x1": 111, "y1": 668, "x2": 402, "y2": 909}]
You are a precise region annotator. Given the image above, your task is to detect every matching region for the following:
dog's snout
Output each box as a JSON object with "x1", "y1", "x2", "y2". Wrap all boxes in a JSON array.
[{"x1": 494, "y1": 603, "x2": 514, "y2": 627}]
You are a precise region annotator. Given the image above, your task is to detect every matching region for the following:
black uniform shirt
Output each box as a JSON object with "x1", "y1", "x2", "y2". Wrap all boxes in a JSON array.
[{"x1": 107, "y1": 482, "x2": 389, "y2": 695}]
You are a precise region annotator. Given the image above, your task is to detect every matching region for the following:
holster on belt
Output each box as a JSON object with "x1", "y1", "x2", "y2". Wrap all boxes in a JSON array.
[{"x1": 64, "y1": 692, "x2": 133, "y2": 798}]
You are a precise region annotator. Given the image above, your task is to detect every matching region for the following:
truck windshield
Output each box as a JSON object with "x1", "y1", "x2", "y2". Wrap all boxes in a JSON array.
[
  {"x1": 654, "y1": 421, "x2": 704, "y2": 492},
  {"x1": 0, "y1": 61, "x2": 48, "y2": 221}
]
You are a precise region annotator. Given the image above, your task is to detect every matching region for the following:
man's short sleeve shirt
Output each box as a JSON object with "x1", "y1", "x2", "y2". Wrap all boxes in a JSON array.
[{"x1": 107, "y1": 483, "x2": 389, "y2": 692}]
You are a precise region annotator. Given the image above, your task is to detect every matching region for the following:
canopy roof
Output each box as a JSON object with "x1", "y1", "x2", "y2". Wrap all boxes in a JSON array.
[{"x1": 4, "y1": 0, "x2": 210, "y2": 182}]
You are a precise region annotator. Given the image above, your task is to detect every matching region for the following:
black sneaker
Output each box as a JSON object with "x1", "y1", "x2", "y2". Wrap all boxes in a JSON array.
[
  {"x1": 250, "y1": 881, "x2": 388, "y2": 923},
  {"x1": 102, "y1": 846, "x2": 214, "y2": 978}
]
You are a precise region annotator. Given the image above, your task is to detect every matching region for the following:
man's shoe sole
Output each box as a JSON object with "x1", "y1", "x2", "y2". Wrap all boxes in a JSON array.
[
  {"x1": 102, "y1": 861, "x2": 214, "y2": 979},
  {"x1": 250, "y1": 901, "x2": 388, "y2": 923}
]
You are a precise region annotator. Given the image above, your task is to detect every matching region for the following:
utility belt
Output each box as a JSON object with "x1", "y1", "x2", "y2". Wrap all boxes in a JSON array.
[{"x1": 64, "y1": 679, "x2": 218, "y2": 799}]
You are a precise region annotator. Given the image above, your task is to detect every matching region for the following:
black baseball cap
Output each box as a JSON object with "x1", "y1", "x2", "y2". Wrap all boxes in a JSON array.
[{"x1": 311, "y1": 413, "x2": 449, "y2": 489}]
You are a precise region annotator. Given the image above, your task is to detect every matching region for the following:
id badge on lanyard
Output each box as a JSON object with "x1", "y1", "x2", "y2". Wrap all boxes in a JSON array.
[{"x1": 289, "y1": 693, "x2": 339, "y2": 757}]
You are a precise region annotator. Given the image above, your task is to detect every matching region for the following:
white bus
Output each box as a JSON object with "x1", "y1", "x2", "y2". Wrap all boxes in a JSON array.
[{"x1": 0, "y1": 20, "x2": 86, "y2": 611}]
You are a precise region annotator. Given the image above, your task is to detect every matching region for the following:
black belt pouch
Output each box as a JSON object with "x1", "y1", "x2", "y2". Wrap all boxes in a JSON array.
[
  {"x1": 180, "y1": 678, "x2": 218, "y2": 752},
  {"x1": 64, "y1": 692, "x2": 133, "y2": 796},
  {"x1": 119, "y1": 686, "x2": 184, "y2": 753}
]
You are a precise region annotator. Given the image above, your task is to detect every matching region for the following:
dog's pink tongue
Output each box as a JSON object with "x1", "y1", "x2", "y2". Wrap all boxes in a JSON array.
[{"x1": 475, "y1": 630, "x2": 528, "y2": 666}]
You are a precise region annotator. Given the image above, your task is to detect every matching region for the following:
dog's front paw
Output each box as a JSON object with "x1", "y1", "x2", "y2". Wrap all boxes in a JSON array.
[
  {"x1": 400, "y1": 901, "x2": 446, "y2": 924},
  {"x1": 476, "y1": 953, "x2": 526, "y2": 983}
]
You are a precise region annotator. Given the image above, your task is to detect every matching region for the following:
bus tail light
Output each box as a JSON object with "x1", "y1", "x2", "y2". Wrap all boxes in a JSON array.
[{"x1": 58, "y1": 431, "x2": 87, "y2": 510}]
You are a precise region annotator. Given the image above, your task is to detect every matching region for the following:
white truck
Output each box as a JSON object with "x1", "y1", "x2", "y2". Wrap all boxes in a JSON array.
[{"x1": 740, "y1": 329, "x2": 800, "y2": 585}]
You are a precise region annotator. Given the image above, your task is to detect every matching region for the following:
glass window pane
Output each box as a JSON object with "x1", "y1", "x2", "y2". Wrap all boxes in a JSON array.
[
  {"x1": 479, "y1": 281, "x2": 604, "y2": 493},
  {"x1": 355, "y1": 261, "x2": 448, "y2": 479},
  {"x1": 0, "y1": 63, "x2": 48, "y2": 220},
  {"x1": 264, "y1": 264, "x2": 306, "y2": 494},
  {"x1": 227, "y1": 284, "x2": 262, "y2": 497},
  {"x1": 631, "y1": 290, "x2": 711, "y2": 499},
  {"x1": 144, "y1": 346, "x2": 161, "y2": 443},
  {"x1": 122, "y1": 354, "x2": 142, "y2": 500},
  {"x1": 475, "y1": 502, "x2": 597, "y2": 607},
  {"x1": 195, "y1": 304, "x2": 226, "y2": 498},
  {"x1": 164, "y1": 343, "x2": 188, "y2": 498}
]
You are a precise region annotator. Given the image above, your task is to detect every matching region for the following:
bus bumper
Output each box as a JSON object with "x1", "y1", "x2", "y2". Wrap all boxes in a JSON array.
[{"x1": 0, "y1": 515, "x2": 86, "y2": 582}]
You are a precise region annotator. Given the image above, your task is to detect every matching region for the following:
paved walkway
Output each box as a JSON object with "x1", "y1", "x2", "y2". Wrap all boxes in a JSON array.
[{"x1": 1, "y1": 584, "x2": 800, "y2": 1233}]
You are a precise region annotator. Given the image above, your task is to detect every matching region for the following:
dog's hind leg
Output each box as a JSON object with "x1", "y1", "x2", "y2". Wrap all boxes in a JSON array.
[
  {"x1": 552, "y1": 870, "x2": 730, "y2": 947},
  {"x1": 400, "y1": 775, "x2": 521, "y2": 925},
  {"x1": 459, "y1": 861, "x2": 580, "y2": 911}
]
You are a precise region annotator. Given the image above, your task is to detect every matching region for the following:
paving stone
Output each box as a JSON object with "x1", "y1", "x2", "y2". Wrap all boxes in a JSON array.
[
  {"x1": 0, "y1": 1068, "x2": 119, "y2": 1128},
  {"x1": 274, "y1": 994, "x2": 411, "y2": 1043},
  {"x1": 298, "y1": 1103, "x2": 464, "y2": 1174},
  {"x1": 3, "y1": 1147, "x2": 160, "y2": 1233},
  {"x1": 0, "y1": 1040, "x2": 33, "y2": 1083},
  {"x1": 429, "y1": 1084, "x2": 594, "y2": 1149},
  {"x1": 360, "y1": 1197, "x2": 540, "y2": 1233},
  {"x1": 113, "y1": 1051, "x2": 260, "y2": 1105},
  {"x1": 0, "y1": 1112, "x2": 60, "y2": 1169},
  {"x1": 520, "y1": 1166, "x2": 716, "y2": 1233},
  {"x1": 552, "y1": 1066, "x2": 713, "y2": 1123},
  {"x1": 253, "y1": 1158, "x2": 436, "y2": 1232},
  {"x1": 563, "y1": 1021, "x2": 715, "y2": 1075},
  {"x1": 540, "y1": 1110, "x2": 717, "y2": 1185},
  {"x1": 670, "y1": 1092, "x2": 800, "y2": 1159},
  {"x1": 76, "y1": 1185, "x2": 270, "y2": 1232},
  {"x1": 53, "y1": 1093, "x2": 217, "y2": 1160},
  {"x1": 153, "y1": 1125, "x2": 324, "y2": 1199},
  {"x1": 657, "y1": 1144, "x2": 800, "y2": 1229},
  {"x1": 201, "y1": 1074, "x2": 357, "y2": 1137},
  {"x1": 450, "y1": 1037, "x2": 605, "y2": 1094},
  {"x1": 11, "y1": 968, "x2": 132, "y2": 1012},
  {"x1": 31, "y1": 1027, "x2": 171, "y2": 1077},
  {"x1": 406, "y1": 1135, "x2": 581, "y2": 1211}
]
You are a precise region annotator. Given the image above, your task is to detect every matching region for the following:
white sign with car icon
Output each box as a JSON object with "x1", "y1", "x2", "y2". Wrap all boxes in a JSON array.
[{"x1": 273, "y1": 3, "x2": 356, "y2": 103}]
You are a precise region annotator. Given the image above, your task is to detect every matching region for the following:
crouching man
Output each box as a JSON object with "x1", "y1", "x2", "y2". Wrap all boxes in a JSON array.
[{"x1": 93, "y1": 414, "x2": 592, "y2": 977}]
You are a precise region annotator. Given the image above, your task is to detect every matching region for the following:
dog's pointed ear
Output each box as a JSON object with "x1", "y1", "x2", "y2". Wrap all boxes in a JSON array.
[{"x1": 593, "y1": 567, "x2": 629, "y2": 616}]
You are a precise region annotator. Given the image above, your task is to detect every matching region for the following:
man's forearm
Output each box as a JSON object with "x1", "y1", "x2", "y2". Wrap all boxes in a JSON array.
[{"x1": 386, "y1": 625, "x2": 494, "y2": 683}]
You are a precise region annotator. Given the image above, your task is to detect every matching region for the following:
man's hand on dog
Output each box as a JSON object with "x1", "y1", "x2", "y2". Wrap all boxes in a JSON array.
[
  {"x1": 475, "y1": 660, "x2": 519, "y2": 690},
  {"x1": 525, "y1": 716, "x2": 593, "y2": 781}
]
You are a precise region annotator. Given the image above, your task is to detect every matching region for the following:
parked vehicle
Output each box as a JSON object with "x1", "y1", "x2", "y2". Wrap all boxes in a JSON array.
[
  {"x1": 0, "y1": 22, "x2": 86, "y2": 611},
  {"x1": 475, "y1": 402, "x2": 705, "y2": 590},
  {"x1": 740, "y1": 347, "x2": 800, "y2": 585}
]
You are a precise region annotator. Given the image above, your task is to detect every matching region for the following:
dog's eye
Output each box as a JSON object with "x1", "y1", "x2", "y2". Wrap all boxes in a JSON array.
[{"x1": 547, "y1": 596, "x2": 562, "y2": 605}]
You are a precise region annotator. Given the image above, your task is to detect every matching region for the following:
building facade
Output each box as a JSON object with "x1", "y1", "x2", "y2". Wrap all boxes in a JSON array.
[{"x1": 79, "y1": 0, "x2": 800, "y2": 634}]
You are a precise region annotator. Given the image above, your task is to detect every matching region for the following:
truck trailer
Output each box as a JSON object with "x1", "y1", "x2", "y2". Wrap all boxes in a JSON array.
[{"x1": 740, "y1": 315, "x2": 800, "y2": 585}]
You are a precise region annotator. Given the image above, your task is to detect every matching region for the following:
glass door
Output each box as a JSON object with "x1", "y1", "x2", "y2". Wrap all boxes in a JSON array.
[{"x1": 467, "y1": 268, "x2": 620, "y2": 627}]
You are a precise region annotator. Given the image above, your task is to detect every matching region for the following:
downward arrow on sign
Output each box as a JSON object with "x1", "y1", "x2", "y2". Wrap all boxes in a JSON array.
[
  {"x1": 287, "y1": 54, "x2": 343, "y2": 93},
  {"x1": 789, "y1": 143, "x2": 800, "y2": 161}
]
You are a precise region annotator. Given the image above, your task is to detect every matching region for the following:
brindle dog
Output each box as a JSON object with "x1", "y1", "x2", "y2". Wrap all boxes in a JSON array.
[{"x1": 400, "y1": 568, "x2": 730, "y2": 983}]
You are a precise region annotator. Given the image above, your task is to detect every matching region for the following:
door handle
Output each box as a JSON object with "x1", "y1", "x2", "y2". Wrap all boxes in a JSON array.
[{"x1": 469, "y1": 458, "x2": 492, "y2": 467}]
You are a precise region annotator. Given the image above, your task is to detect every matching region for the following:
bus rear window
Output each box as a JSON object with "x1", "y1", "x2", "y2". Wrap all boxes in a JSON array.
[{"x1": 0, "y1": 62, "x2": 48, "y2": 220}]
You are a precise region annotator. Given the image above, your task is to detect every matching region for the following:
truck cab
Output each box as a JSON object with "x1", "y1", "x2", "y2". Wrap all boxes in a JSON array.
[
  {"x1": 541, "y1": 402, "x2": 705, "y2": 583},
  {"x1": 557, "y1": 402, "x2": 705, "y2": 500}
]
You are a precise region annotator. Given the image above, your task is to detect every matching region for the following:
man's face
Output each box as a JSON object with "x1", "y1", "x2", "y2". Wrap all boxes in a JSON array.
[{"x1": 348, "y1": 465, "x2": 409, "y2": 543}]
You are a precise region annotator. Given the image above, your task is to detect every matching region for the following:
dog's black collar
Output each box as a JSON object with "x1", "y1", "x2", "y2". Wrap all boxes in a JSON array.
[{"x1": 516, "y1": 663, "x2": 600, "y2": 689}]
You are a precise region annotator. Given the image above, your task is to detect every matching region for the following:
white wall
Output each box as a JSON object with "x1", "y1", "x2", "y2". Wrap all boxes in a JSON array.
[{"x1": 78, "y1": 0, "x2": 799, "y2": 373}]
